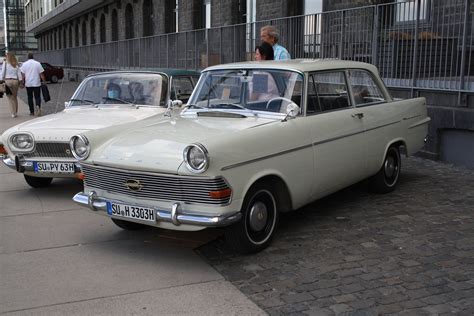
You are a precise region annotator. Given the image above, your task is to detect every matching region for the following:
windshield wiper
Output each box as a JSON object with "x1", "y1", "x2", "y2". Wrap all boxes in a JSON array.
[
  {"x1": 69, "y1": 99, "x2": 96, "y2": 105},
  {"x1": 185, "y1": 104, "x2": 205, "y2": 109},
  {"x1": 102, "y1": 97, "x2": 134, "y2": 105},
  {"x1": 211, "y1": 103, "x2": 247, "y2": 110}
]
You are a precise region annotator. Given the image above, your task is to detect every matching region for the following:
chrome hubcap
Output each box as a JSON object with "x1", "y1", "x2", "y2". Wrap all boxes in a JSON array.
[
  {"x1": 384, "y1": 156, "x2": 396, "y2": 178},
  {"x1": 249, "y1": 201, "x2": 268, "y2": 232}
]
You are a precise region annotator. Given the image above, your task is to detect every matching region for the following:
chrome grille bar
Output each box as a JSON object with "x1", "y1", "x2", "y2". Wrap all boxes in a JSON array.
[
  {"x1": 24, "y1": 142, "x2": 74, "y2": 159},
  {"x1": 82, "y1": 164, "x2": 231, "y2": 205}
]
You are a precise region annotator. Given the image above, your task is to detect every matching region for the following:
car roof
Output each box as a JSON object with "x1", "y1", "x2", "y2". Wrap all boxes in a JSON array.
[
  {"x1": 204, "y1": 59, "x2": 379, "y2": 74},
  {"x1": 86, "y1": 69, "x2": 200, "y2": 78}
]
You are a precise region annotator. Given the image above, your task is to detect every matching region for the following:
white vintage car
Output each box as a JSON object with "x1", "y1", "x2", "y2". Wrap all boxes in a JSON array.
[
  {"x1": 0, "y1": 70, "x2": 199, "y2": 188},
  {"x1": 71, "y1": 60, "x2": 430, "y2": 253}
]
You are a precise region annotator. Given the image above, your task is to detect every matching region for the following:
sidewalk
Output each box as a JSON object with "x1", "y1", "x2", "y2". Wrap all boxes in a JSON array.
[{"x1": 0, "y1": 96, "x2": 265, "y2": 315}]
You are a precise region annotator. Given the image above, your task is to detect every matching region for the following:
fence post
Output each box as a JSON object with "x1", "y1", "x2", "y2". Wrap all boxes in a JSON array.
[
  {"x1": 458, "y1": 0, "x2": 469, "y2": 103},
  {"x1": 411, "y1": 0, "x2": 421, "y2": 97},
  {"x1": 167, "y1": 34, "x2": 169, "y2": 68},
  {"x1": 206, "y1": 28, "x2": 209, "y2": 68},
  {"x1": 371, "y1": 5, "x2": 379, "y2": 66},
  {"x1": 185, "y1": 31, "x2": 188, "y2": 70},
  {"x1": 339, "y1": 10, "x2": 345, "y2": 59}
]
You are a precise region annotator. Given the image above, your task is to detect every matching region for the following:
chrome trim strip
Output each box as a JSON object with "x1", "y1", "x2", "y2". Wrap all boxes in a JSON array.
[
  {"x1": 221, "y1": 121, "x2": 401, "y2": 171},
  {"x1": 221, "y1": 143, "x2": 313, "y2": 171},
  {"x1": 409, "y1": 117, "x2": 431, "y2": 129},
  {"x1": 73, "y1": 191, "x2": 241, "y2": 227},
  {"x1": 364, "y1": 120, "x2": 401, "y2": 133},
  {"x1": 403, "y1": 114, "x2": 421, "y2": 121}
]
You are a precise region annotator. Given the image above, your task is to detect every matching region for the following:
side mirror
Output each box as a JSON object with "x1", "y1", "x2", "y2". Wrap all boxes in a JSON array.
[
  {"x1": 64, "y1": 101, "x2": 70, "y2": 108},
  {"x1": 283, "y1": 102, "x2": 300, "y2": 121},
  {"x1": 171, "y1": 100, "x2": 183, "y2": 108}
]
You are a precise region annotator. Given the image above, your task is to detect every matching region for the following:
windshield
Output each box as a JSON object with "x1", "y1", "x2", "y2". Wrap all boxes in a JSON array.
[
  {"x1": 69, "y1": 73, "x2": 169, "y2": 106},
  {"x1": 188, "y1": 69, "x2": 303, "y2": 114}
]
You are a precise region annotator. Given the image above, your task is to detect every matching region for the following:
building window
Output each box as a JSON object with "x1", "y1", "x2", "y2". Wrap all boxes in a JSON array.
[
  {"x1": 111, "y1": 9, "x2": 118, "y2": 41},
  {"x1": 82, "y1": 21, "x2": 87, "y2": 45},
  {"x1": 164, "y1": 0, "x2": 177, "y2": 33},
  {"x1": 396, "y1": 0, "x2": 429, "y2": 23},
  {"x1": 100, "y1": 14, "x2": 106, "y2": 43},
  {"x1": 69, "y1": 25, "x2": 73, "y2": 47},
  {"x1": 75, "y1": 22, "x2": 79, "y2": 46},
  {"x1": 143, "y1": 0, "x2": 154, "y2": 36},
  {"x1": 90, "y1": 18, "x2": 96, "y2": 44},
  {"x1": 125, "y1": 4, "x2": 134, "y2": 39}
]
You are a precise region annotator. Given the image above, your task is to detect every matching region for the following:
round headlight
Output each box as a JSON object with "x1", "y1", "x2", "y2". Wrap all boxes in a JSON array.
[
  {"x1": 10, "y1": 133, "x2": 34, "y2": 151},
  {"x1": 183, "y1": 143, "x2": 209, "y2": 173},
  {"x1": 70, "y1": 135, "x2": 90, "y2": 160}
]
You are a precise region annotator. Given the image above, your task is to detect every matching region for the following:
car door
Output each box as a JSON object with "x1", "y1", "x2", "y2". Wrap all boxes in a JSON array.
[
  {"x1": 307, "y1": 71, "x2": 368, "y2": 199},
  {"x1": 346, "y1": 69, "x2": 396, "y2": 176}
]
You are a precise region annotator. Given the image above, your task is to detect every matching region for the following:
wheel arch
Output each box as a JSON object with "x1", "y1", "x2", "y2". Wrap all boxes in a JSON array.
[
  {"x1": 378, "y1": 138, "x2": 407, "y2": 167},
  {"x1": 242, "y1": 172, "x2": 293, "y2": 213}
]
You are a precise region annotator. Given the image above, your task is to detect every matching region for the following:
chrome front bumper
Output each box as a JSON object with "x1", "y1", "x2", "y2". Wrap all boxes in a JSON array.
[
  {"x1": 2, "y1": 156, "x2": 81, "y2": 173},
  {"x1": 73, "y1": 191, "x2": 242, "y2": 228}
]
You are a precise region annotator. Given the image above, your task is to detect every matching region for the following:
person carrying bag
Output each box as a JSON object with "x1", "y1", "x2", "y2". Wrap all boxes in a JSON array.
[
  {"x1": 1, "y1": 52, "x2": 23, "y2": 118},
  {"x1": 20, "y1": 53, "x2": 46, "y2": 116}
]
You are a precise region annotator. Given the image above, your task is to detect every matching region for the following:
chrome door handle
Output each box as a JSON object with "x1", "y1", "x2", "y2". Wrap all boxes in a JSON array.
[{"x1": 352, "y1": 113, "x2": 364, "y2": 119}]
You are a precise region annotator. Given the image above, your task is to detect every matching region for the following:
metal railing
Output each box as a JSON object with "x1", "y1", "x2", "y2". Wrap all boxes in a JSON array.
[{"x1": 35, "y1": 0, "x2": 473, "y2": 92}]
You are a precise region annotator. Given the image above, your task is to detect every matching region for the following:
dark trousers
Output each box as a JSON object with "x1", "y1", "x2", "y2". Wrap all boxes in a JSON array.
[{"x1": 26, "y1": 87, "x2": 41, "y2": 113}]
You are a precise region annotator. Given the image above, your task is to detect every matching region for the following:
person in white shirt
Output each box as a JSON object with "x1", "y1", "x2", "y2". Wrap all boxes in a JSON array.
[
  {"x1": 20, "y1": 53, "x2": 46, "y2": 116},
  {"x1": 1, "y1": 52, "x2": 23, "y2": 118}
]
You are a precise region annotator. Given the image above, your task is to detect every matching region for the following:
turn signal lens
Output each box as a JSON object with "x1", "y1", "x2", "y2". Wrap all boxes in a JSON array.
[
  {"x1": 0, "y1": 145, "x2": 6, "y2": 155},
  {"x1": 209, "y1": 188, "x2": 232, "y2": 199},
  {"x1": 76, "y1": 172, "x2": 85, "y2": 180}
]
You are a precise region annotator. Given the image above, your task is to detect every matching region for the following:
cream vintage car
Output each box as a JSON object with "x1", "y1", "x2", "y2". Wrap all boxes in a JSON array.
[
  {"x1": 71, "y1": 60, "x2": 430, "y2": 253},
  {"x1": 0, "y1": 70, "x2": 199, "y2": 188}
]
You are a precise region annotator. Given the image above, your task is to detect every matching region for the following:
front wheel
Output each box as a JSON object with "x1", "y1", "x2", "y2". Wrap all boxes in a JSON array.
[
  {"x1": 225, "y1": 182, "x2": 279, "y2": 254},
  {"x1": 369, "y1": 146, "x2": 401, "y2": 194},
  {"x1": 24, "y1": 175, "x2": 53, "y2": 188},
  {"x1": 111, "y1": 218, "x2": 147, "y2": 230}
]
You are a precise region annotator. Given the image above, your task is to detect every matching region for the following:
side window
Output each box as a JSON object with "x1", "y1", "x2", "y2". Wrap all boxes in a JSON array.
[
  {"x1": 172, "y1": 77, "x2": 194, "y2": 102},
  {"x1": 307, "y1": 71, "x2": 351, "y2": 115},
  {"x1": 348, "y1": 70, "x2": 387, "y2": 106}
]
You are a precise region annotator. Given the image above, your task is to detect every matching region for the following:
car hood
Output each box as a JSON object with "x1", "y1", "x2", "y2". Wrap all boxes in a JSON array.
[
  {"x1": 4, "y1": 106, "x2": 166, "y2": 142},
  {"x1": 88, "y1": 114, "x2": 276, "y2": 174}
]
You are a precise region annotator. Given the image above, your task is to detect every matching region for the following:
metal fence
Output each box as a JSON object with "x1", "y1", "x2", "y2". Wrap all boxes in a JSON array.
[{"x1": 35, "y1": 0, "x2": 473, "y2": 92}]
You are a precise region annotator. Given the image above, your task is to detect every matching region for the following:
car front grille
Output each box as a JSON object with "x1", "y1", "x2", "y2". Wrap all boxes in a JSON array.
[
  {"x1": 82, "y1": 164, "x2": 231, "y2": 205},
  {"x1": 24, "y1": 142, "x2": 74, "y2": 159}
]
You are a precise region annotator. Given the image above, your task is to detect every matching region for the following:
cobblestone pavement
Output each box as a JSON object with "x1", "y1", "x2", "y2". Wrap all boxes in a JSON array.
[{"x1": 199, "y1": 157, "x2": 474, "y2": 315}]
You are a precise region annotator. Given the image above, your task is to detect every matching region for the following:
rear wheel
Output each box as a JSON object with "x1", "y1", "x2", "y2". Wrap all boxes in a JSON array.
[
  {"x1": 111, "y1": 218, "x2": 147, "y2": 230},
  {"x1": 369, "y1": 145, "x2": 401, "y2": 194},
  {"x1": 50, "y1": 75, "x2": 59, "y2": 83},
  {"x1": 24, "y1": 175, "x2": 53, "y2": 188},
  {"x1": 225, "y1": 182, "x2": 279, "y2": 254}
]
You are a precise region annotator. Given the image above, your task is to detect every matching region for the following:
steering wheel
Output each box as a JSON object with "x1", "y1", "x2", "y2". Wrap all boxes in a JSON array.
[{"x1": 265, "y1": 97, "x2": 295, "y2": 110}]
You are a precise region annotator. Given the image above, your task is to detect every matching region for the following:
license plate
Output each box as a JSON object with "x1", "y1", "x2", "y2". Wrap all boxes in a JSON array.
[
  {"x1": 106, "y1": 201, "x2": 156, "y2": 222},
  {"x1": 34, "y1": 162, "x2": 75, "y2": 174}
]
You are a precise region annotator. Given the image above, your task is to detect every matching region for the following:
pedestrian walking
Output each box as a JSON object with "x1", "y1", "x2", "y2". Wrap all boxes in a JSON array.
[
  {"x1": 20, "y1": 53, "x2": 46, "y2": 116},
  {"x1": 1, "y1": 52, "x2": 23, "y2": 118},
  {"x1": 260, "y1": 25, "x2": 291, "y2": 60}
]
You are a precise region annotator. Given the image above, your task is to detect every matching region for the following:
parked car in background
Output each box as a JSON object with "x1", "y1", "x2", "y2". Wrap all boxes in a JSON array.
[
  {"x1": 0, "y1": 69, "x2": 200, "y2": 188},
  {"x1": 41, "y1": 62, "x2": 64, "y2": 83},
  {"x1": 71, "y1": 60, "x2": 430, "y2": 253}
]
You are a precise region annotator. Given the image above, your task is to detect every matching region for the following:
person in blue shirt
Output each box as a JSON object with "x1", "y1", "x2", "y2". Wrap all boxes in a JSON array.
[{"x1": 260, "y1": 25, "x2": 291, "y2": 60}]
